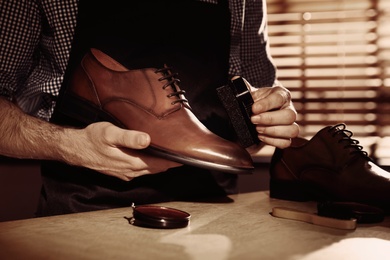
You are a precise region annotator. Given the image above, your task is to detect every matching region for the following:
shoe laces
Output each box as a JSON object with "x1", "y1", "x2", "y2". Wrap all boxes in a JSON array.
[
  {"x1": 329, "y1": 123, "x2": 369, "y2": 159},
  {"x1": 155, "y1": 66, "x2": 189, "y2": 105}
]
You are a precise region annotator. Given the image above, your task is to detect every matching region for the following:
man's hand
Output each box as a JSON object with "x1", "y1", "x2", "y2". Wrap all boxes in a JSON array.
[
  {"x1": 250, "y1": 84, "x2": 299, "y2": 149},
  {"x1": 0, "y1": 97, "x2": 181, "y2": 181},
  {"x1": 67, "y1": 122, "x2": 182, "y2": 181}
]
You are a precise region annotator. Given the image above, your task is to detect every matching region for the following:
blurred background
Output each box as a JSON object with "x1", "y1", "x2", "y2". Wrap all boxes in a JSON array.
[
  {"x1": 1, "y1": 0, "x2": 389, "y2": 221},
  {"x1": 267, "y1": 0, "x2": 390, "y2": 165}
]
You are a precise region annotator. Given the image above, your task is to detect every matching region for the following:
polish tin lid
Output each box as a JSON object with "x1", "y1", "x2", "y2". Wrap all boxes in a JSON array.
[{"x1": 130, "y1": 204, "x2": 191, "y2": 229}]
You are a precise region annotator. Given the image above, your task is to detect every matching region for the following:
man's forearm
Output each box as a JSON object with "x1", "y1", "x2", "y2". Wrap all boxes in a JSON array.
[{"x1": 0, "y1": 97, "x2": 75, "y2": 161}]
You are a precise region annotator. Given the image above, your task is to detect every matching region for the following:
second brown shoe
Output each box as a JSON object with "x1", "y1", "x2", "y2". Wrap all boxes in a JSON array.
[
  {"x1": 269, "y1": 123, "x2": 390, "y2": 213},
  {"x1": 57, "y1": 48, "x2": 254, "y2": 174}
]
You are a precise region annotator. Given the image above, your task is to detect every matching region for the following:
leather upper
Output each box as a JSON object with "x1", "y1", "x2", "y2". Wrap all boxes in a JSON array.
[
  {"x1": 270, "y1": 124, "x2": 390, "y2": 208},
  {"x1": 67, "y1": 48, "x2": 254, "y2": 171}
]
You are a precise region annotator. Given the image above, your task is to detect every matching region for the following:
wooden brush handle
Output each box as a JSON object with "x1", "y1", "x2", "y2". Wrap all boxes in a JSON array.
[{"x1": 271, "y1": 207, "x2": 357, "y2": 230}]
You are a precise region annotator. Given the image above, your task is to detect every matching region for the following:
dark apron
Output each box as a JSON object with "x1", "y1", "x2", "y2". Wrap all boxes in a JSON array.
[{"x1": 37, "y1": 0, "x2": 237, "y2": 217}]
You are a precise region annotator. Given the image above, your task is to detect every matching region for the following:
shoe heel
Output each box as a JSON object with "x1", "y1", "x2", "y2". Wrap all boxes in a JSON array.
[
  {"x1": 55, "y1": 91, "x2": 120, "y2": 126},
  {"x1": 269, "y1": 155, "x2": 312, "y2": 201}
]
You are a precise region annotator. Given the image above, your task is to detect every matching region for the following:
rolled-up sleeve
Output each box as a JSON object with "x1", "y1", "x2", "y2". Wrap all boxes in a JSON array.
[
  {"x1": 0, "y1": 0, "x2": 41, "y2": 99},
  {"x1": 229, "y1": 0, "x2": 277, "y2": 88},
  {"x1": 0, "y1": 0, "x2": 78, "y2": 120}
]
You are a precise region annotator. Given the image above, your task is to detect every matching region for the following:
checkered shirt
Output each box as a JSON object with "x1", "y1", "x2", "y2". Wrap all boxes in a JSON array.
[{"x1": 0, "y1": 0, "x2": 276, "y2": 120}]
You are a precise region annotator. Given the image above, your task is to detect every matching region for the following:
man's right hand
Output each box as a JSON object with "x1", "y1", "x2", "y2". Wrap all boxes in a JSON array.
[
  {"x1": 66, "y1": 122, "x2": 182, "y2": 181},
  {"x1": 0, "y1": 97, "x2": 182, "y2": 181}
]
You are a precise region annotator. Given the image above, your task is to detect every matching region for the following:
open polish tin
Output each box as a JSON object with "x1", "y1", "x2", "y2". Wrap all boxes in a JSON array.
[{"x1": 130, "y1": 204, "x2": 191, "y2": 229}]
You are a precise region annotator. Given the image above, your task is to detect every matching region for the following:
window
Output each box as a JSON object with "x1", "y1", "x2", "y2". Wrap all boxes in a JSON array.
[{"x1": 266, "y1": 0, "x2": 390, "y2": 165}]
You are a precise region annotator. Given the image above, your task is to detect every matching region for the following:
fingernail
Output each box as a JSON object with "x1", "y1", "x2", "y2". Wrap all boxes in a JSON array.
[
  {"x1": 256, "y1": 127, "x2": 265, "y2": 134},
  {"x1": 138, "y1": 134, "x2": 150, "y2": 146}
]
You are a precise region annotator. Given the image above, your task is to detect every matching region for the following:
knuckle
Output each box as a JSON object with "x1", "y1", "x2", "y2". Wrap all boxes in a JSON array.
[
  {"x1": 276, "y1": 86, "x2": 291, "y2": 103},
  {"x1": 263, "y1": 113, "x2": 274, "y2": 124},
  {"x1": 286, "y1": 108, "x2": 297, "y2": 122},
  {"x1": 289, "y1": 126, "x2": 300, "y2": 138},
  {"x1": 293, "y1": 124, "x2": 300, "y2": 137}
]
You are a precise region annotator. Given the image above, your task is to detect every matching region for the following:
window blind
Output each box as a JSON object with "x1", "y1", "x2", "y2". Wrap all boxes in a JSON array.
[{"x1": 266, "y1": 0, "x2": 390, "y2": 165}]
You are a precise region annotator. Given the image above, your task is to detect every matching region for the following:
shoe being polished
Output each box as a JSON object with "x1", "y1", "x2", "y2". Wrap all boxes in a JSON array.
[
  {"x1": 57, "y1": 48, "x2": 254, "y2": 174},
  {"x1": 270, "y1": 123, "x2": 390, "y2": 212}
]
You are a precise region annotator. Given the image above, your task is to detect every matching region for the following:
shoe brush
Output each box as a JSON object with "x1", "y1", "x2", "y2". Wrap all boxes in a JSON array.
[
  {"x1": 216, "y1": 76, "x2": 260, "y2": 148},
  {"x1": 271, "y1": 207, "x2": 357, "y2": 230}
]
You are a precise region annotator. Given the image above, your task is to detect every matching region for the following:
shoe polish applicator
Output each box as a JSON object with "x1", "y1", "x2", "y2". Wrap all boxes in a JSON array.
[{"x1": 216, "y1": 76, "x2": 260, "y2": 148}]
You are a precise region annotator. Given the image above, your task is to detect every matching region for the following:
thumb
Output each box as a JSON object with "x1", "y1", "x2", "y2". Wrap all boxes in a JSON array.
[{"x1": 115, "y1": 129, "x2": 151, "y2": 149}]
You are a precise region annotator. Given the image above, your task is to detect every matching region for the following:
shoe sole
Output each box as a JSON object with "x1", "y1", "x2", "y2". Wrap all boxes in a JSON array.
[{"x1": 56, "y1": 91, "x2": 254, "y2": 175}]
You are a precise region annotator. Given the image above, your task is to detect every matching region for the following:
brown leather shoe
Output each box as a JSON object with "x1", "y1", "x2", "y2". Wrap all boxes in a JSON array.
[
  {"x1": 270, "y1": 123, "x2": 390, "y2": 212},
  {"x1": 57, "y1": 48, "x2": 254, "y2": 174}
]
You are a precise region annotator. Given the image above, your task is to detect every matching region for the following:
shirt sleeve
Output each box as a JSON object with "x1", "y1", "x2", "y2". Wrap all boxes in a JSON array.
[
  {"x1": 0, "y1": 0, "x2": 42, "y2": 99},
  {"x1": 0, "y1": 1, "x2": 78, "y2": 120},
  {"x1": 228, "y1": 0, "x2": 277, "y2": 88}
]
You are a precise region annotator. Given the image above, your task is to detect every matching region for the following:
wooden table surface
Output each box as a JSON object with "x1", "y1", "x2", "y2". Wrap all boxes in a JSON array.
[{"x1": 0, "y1": 191, "x2": 389, "y2": 260}]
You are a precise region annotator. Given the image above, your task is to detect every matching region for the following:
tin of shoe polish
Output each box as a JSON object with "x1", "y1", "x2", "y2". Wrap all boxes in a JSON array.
[{"x1": 130, "y1": 204, "x2": 191, "y2": 229}]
